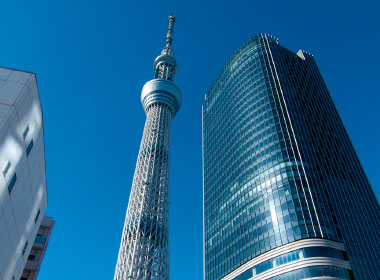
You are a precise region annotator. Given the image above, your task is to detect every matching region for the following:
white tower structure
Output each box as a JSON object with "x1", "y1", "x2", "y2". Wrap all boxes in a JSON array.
[{"x1": 114, "y1": 15, "x2": 181, "y2": 280}]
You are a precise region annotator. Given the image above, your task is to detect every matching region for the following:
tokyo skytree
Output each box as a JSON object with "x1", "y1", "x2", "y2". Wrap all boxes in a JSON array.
[{"x1": 114, "y1": 15, "x2": 181, "y2": 280}]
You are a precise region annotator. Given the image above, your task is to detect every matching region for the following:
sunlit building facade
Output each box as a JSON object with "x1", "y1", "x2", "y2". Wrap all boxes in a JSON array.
[
  {"x1": 202, "y1": 34, "x2": 380, "y2": 280},
  {"x1": 0, "y1": 67, "x2": 48, "y2": 280}
]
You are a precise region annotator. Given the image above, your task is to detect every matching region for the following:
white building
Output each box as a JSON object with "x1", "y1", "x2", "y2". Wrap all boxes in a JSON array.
[
  {"x1": 0, "y1": 67, "x2": 48, "y2": 280},
  {"x1": 21, "y1": 216, "x2": 54, "y2": 280}
]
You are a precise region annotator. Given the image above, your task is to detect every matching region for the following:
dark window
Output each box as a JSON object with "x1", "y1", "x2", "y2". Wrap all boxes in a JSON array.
[
  {"x1": 34, "y1": 209, "x2": 40, "y2": 224},
  {"x1": 8, "y1": 173, "x2": 17, "y2": 194},
  {"x1": 333, "y1": 215, "x2": 338, "y2": 225},
  {"x1": 22, "y1": 126, "x2": 29, "y2": 140},
  {"x1": 35, "y1": 234, "x2": 47, "y2": 245},
  {"x1": 343, "y1": 251, "x2": 349, "y2": 261},
  {"x1": 349, "y1": 172, "x2": 355, "y2": 183},
  {"x1": 28, "y1": 254, "x2": 36, "y2": 260},
  {"x1": 21, "y1": 277, "x2": 28, "y2": 280},
  {"x1": 336, "y1": 228, "x2": 343, "y2": 238},
  {"x1": 26, "y1": 139, "x2": 34, "y2": 156},
  {"x1": 328, "y1": 203, "x2": 334, "y2": 212},
  {"x1": 324, "y1": 189, "x2": 330, "y2": 198},
  {"x1": 22, "y1": 241, "x2": 28, "y2": 255},
  {"x1": 3, "y1": 161, "x2": 11, "y2": 176}
]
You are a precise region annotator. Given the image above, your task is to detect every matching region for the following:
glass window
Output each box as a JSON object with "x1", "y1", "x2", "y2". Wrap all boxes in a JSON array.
[
  {"x1": 26, "y1": 139, "x2": 33, "y2": 156},
  {"x1": 22, "y1": 126, "x2": 29, "y2": 139},
  {"x1": 8, "y1": 173, "x2": 17, "y2": 194},
  {"x1": 28, "y1": 254, "x2": 36, "y2": 261},
  {"x1": 3, "y1": 161, "x2": 11, "y2": 176},
  {"x1": 22, "y1": 241, "x2": 28, "y2": 255},
  {"x1": 34, "y1": 209, "x2": 41, "y2": 224},
  {"x1": 233, "y1": 246, "x2": 346, "y2": 279},
  {"x1": 34, "y1": 234, "x2": 47, "y2": 245}
]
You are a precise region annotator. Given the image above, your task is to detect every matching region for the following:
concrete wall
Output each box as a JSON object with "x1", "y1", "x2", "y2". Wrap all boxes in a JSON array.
[{"x1": 0, "y1": 68, "x2": 47, "y2": 280}]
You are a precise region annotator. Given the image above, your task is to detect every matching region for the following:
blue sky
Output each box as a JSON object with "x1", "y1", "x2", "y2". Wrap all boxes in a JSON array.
[{"x1": 1, "y1": 0, "x2": 379, "y2": 279}]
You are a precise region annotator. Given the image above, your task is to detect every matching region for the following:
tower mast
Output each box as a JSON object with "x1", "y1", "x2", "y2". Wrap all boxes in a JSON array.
[{"x1": 114, "y1": 15, "x2": 181, "y2": 280}]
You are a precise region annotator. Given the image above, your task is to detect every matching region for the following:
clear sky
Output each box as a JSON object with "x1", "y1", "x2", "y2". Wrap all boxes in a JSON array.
[{"x1": 1, "y1": 0, "x2": 379, "y2": 279}]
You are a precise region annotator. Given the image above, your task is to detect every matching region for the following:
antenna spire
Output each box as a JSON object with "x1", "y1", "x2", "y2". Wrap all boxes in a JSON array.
[
  {"x1": 154, "y1": 15, "x2": 178, "y2": 80},
  {"x1": 166, "y1": 15, "x2": 176, "y2": 48}
]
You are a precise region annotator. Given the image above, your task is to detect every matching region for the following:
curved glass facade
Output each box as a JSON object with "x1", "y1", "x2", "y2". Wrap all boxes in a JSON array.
[
  {"x1": 203, "y1": 34, "x2": 380, "y2": 280},
  {"x1": 234, "y1": 246, "x2": 347, "y2": 280},
  {"x1": 268, "y1": 266, "x2": 352, "y2": 280}
]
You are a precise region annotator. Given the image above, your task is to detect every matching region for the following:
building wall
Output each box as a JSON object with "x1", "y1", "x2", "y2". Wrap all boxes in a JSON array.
[
  {"x1": 202, "y1": 34, "x2": 380, "y2": 280},
  {"x1": 0, "y1": 68, "x2": 47, "y2": 280},
  {"x1": 21, "y1": 216, "x2": 54, "y2": 280},
  {"x1": 268, "y1": 40, "x2": 380, "y2": 278}
]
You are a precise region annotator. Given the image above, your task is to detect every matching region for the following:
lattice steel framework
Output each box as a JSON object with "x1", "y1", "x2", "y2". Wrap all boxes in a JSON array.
[{"x1": 114, "y1": 15, "x2": 181, "y2": 280}]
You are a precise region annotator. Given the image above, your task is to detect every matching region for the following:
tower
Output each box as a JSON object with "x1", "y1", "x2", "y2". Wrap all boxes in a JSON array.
[
  {"x1": 202, "y1": 34, "x2": 380, "y2": 280},
  {"x1": 114, "y1": 15, "x2": 181, "y2": 280}
]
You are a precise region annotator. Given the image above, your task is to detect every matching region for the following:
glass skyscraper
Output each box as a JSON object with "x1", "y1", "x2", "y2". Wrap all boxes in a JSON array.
[{"x1": 202, "y1": 34, "x2": 380, "y2": 280}]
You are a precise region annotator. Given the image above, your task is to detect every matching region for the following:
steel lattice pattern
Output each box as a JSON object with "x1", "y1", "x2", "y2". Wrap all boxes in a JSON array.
[
  {"x1": 114, "y1": 103, "x2": 172, "y2": 280},
  {"x1": 114, "y1": 15, "x2": 180, "y2": 280}
]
